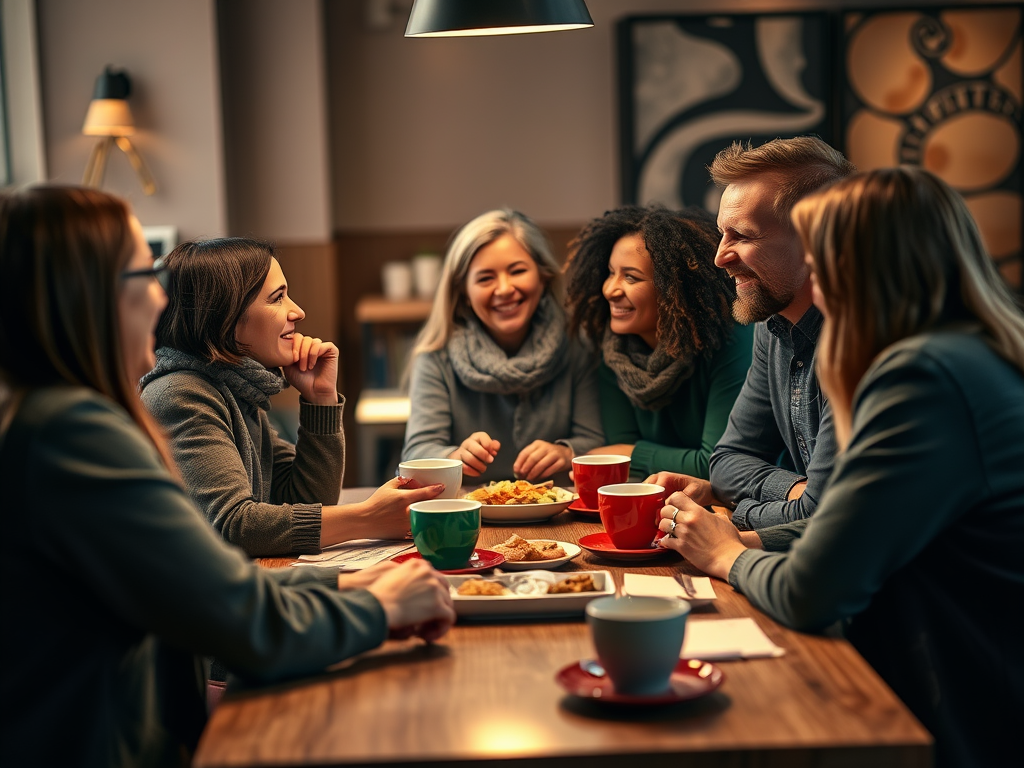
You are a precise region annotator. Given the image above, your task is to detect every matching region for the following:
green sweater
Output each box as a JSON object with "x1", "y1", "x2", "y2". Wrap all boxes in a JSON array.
[
  {"x1": 599, "y1": 323, "x2": 754, "y2": 478},
  {"x1": 0, "y1": 386, "x2": 387, "y2": 768}
]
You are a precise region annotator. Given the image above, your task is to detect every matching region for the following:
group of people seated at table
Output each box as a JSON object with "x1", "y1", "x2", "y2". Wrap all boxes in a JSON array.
[{"x1": 1, "y1": 135, "x2": 1021, "y2": 768}]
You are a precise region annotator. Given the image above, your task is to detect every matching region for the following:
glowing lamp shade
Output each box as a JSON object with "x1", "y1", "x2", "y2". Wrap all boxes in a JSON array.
[
  {"x1": 83, "y1": 99, "x2": 135, "y2": 136},
  {"x1": 405, "y1": 0, "x2": 593, "y2": 38}
]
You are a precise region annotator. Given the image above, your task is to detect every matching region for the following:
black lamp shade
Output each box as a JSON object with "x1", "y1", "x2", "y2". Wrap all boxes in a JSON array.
[
  {"x1": 405, "y1": 0, "x2": 593, "y2": 37},
  {"x1": 93, "y1": 66, "x2": 132, "y2": 100}
]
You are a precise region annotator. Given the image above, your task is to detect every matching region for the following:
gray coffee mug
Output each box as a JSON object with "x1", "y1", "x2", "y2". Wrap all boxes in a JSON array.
[{"x1": 585, "y1": 595, "x2": 690, "y2": 695}]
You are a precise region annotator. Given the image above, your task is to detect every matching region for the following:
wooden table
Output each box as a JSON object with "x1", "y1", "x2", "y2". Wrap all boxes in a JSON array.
[{"x1": 194, "y1": 492, "x2": 932, "y2": 768}]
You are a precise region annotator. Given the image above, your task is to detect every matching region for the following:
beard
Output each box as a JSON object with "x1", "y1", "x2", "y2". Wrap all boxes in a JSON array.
[{"x1": 730, "y1": 278, "x2": 794, "y2": 325}]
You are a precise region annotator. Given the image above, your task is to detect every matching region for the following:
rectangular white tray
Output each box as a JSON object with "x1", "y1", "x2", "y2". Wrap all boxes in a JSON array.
[{"x1": 446, "y1": 570, "x2": 614, "y2": 619}]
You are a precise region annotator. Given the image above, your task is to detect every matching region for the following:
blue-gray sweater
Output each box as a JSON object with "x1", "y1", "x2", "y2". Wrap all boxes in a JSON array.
[{"x1": 709, "y1": 306, "x2": 837, "y2": 529}]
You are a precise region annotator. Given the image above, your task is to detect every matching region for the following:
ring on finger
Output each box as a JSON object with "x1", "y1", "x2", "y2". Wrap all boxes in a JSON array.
[
  {"x1": 671, "y1": 507, "x2": 680, "y2": 524},
  {"x1": 668, "y1": 520, "x2": 677, "y2": 536}
]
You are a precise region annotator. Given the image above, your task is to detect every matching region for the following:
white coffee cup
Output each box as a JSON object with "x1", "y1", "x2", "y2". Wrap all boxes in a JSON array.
[
  {"x1": 412, "y1": 253, "x2": 442, "y2": 299},
  {"x1": 382, "y1": 261, "x2": 413, "y2": 302},
  {"x1": 398, "y1": 458, "x2": 463, "y2": 499}
]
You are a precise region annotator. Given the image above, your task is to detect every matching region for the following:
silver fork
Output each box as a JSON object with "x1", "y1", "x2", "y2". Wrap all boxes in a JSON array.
[{"x1": 673, "y1": 572, "x2": 697, "y2": 599}]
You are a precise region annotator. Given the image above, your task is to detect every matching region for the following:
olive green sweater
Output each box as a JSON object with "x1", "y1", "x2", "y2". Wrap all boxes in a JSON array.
[{"x1": 599, "y1": 323, "x2": 754, "y2": 479}]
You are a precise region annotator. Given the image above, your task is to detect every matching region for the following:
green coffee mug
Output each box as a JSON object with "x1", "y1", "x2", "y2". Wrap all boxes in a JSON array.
[{"x1": 409, "y1": 499, "x2": 482, "y2": 571}]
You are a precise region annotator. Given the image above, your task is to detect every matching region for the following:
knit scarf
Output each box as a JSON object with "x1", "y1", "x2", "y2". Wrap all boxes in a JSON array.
[
  {"x1": 601, "y1": 328, "x2": 694, "y2": 411},
  {"x1": 140, "y1": 347, "x2": 285, "y2": 411},
  {"x1": 447, "y1": 293, "x2": 569, "y2": 395}
]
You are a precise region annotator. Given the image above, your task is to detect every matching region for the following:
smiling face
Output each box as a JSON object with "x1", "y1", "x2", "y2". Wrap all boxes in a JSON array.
[
  {"x1": 118, "y1": 216, "x2": 168, "y2": 382},
  {"x1": 234, "y1": 257, "x2": 305, "y2": 368},
  {"x1": 602, "y1": 234, "x2": 659, "y2": 348},
  {"x1": 715, "y1": 174, "x2": 812, "y2": 325},
  {"x1": 464, "y1": 233, "x2": 544, "y2": 354}
]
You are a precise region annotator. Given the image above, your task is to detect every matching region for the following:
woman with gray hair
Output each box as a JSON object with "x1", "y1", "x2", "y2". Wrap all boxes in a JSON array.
[{"x1": 402, "y1": 209, "x2": 603, "y2": 486}]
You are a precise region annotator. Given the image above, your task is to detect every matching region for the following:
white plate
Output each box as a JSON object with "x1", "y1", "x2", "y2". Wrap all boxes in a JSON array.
[
  {"x1": 447, "y1": 570, "x2": 614, "y2": 619},
  {"x1": 472, "y1": 486, "x2": 576, "y2": 523},
  {"x1": 496, "y1": 541, "x2": 582, "y2": 571}
]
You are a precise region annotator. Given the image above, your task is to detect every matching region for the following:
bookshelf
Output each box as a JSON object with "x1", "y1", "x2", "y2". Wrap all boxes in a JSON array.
[{"x1": 354, "y1": 296, "x2": 432, "y2": 483}]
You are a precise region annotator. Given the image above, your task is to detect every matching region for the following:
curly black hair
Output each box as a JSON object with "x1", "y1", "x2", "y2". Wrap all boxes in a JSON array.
[{"x1": 564, "y1": 205, "x2": 736, "y2": 363}]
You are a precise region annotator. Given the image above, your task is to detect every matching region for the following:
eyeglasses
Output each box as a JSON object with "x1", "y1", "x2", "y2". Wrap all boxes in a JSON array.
[{"x1": 121, "y1": 255, "x2": 170, "y2": 291}]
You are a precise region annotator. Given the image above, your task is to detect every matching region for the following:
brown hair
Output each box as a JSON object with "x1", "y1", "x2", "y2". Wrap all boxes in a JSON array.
[
  {"x1": 155, "y1": 237, "x2": 274, "y2": 364},
  {"x1": 709, "y1": 136, "x2": 856, "y2": 226},
  {"x1": 793, "y1": 166, "x2": 1024, "y2": 447},
  {"x1": 564, "y1": 205, "x2": 735, "y2": 362},
  {"x1": 0, "y1": 185, "x2": 174, "y2": 467}
]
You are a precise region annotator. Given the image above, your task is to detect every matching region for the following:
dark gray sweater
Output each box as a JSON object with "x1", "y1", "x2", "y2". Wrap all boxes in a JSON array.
[
  {"x1": 729, "y1": 329, "x2": 1024, "y2": 768},
  {"x1": 0, "y1": 386, "x2": 386, "y2": 768},
  {"x1": 141, "y1": 351, "x2": 345, "y2": 556}
]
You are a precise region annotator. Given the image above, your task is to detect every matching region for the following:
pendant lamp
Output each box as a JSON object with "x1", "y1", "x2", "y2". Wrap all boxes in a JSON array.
[{"x1": 405, "y1": 0, "x2": 593, "y2": 38}]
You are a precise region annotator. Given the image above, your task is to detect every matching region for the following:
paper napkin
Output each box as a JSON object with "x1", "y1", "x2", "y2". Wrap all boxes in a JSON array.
[
  {"x1": 681, "y1": 618, "x2": 786, "y2": 660},
  {"x1": 622, "y1": 573, "x2": 718, "y2": 602},
  {"x1": 293, "y1": 540, "x2": 415, "y2": 570}
]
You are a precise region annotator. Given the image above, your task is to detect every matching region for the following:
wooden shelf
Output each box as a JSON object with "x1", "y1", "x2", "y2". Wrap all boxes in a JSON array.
[{"x1": 355, "y1": 295, "x2": 433, "y2": 324}]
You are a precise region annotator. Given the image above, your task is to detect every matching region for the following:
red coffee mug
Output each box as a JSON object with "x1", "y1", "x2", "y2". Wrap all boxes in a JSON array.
[
  {"x1": 597, "y1": 483, "x2": 666, "y2": 550},
  {"x1": 572, "y1": 455, "x2": 630, "y2": 510}
]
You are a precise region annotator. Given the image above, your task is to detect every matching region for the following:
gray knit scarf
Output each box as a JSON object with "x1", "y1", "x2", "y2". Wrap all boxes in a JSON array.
[
  {"x1": 601, "y1": 328, "x2": 694, "y2": 411},
  {"x1": 447, "y1": 293, "x2": 569, "y2": 395},
  {"x1": 141, "y1": 347, "x2": 285, "y2": 411}
]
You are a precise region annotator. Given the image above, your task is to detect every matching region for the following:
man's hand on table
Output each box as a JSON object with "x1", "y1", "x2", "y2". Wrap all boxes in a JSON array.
[{"x1": 645, "y1": 471, "x2": 723, "y2": 508}]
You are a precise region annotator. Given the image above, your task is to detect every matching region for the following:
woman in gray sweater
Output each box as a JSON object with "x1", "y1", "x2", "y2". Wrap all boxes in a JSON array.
[
  {"x1": 141, "y1": 238, "x2": 443, "y2": 557},
  {"x1": 0, "y1": 186, "x2": 455, "y2": 767},
  {"x1": 654, "y1": 168, "x2": 1024, "y2": 768},
  {"x1": 401, "y1": 209, "x2": 603, "y2": 487}
]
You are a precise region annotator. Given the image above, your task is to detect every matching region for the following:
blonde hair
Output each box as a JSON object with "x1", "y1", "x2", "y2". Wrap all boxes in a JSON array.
[
  {"x1": 411, "y1": 208, "x2": 563, "y2": 356},
  {"x1": 792, "y1": 166, "x2": 1024, "y2": 447}
]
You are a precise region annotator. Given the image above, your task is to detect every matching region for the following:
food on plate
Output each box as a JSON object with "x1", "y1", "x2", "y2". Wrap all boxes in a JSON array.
[
  {"x1": 457, "y1": 579, "x2": 510, "y2": 596},
  {"x1": 491, "y1": 534, "x2": 567, "y2": 562},
  {"x1": 465, "y1": 480, "x2": 568, "y2": 506},
  {"x1": 548, "y1": 574, "x2": 597, "y2": 594},
  {"x1": 509, "y1": 576, "x2": 550, "y2": 595}
]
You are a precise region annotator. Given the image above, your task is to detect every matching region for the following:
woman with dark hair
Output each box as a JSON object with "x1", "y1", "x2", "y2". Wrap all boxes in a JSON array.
[
  {"x1": 141, "y1": 238, "x2": 442, "y2": 557},
  {"x1": 656, "y1": 168, "x2": 1024, "y2": 768},
  {"x1": 0, "y1": 186, "x2": 455, "y2": 767},
  {"x1": 563, "y1": 205, "x2": 753, "y2": 480}
]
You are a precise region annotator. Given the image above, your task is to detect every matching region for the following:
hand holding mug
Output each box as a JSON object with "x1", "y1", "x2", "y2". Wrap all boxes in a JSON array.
[{"x1": 657, "y1": 500, "x2": 746, "y2": 580}]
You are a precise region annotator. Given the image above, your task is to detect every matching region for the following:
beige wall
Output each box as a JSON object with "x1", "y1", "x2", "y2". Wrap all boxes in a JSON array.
[
  {"x1": 324, "y1": 0, "x2": 974, "y2": 233},
  {"x1": 36, "y1": 0, "x2": 226, "y2": 241},
  {"x1": 219, "y1": 0, "x2": 332, "y2": 242}
]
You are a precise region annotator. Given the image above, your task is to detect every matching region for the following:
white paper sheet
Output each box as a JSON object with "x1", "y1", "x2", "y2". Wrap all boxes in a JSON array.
[
  {"x1": 292, "y1": 539, "x2": 415, "y2": 570},
  {"x1": 682, "y1": 618, "x2": 786, "y2": 660},
  {"x1": 622, "y1": 572, "x2": 718, "y2": 601}
]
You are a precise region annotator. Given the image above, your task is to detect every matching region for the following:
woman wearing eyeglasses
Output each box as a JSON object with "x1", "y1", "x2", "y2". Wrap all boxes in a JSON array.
[
  {"x1": 140, "y1": 238, "x2": 443, "y2": 557},
  {"x1": 0, "y1": 186, "x2": 455, "y2": 767}
]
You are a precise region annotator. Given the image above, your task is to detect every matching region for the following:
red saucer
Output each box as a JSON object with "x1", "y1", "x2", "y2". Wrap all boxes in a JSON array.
[
  {"x1": 392, "y1": 548, "x2": 505, "y2": 575},
  {"x1": 556, "y1": 659, "x2": 724, "y2": 705},
  {"x1": 577, "y1": 532, "x2": 676, "y2": 562},
  {"x1": 568, "y1": 498, "x2": 600, "y2": 516}
]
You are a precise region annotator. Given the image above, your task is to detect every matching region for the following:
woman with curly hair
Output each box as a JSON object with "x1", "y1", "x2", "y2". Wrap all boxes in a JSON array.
[{"x1": 564, "y1": 205, "x2": 753, "y2": 480}]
